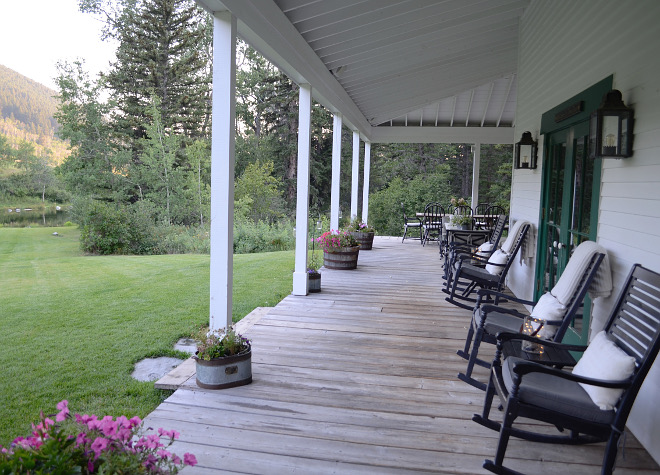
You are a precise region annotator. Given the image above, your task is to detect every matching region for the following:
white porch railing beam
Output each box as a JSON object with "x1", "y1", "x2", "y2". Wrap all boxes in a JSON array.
[
  {"x1": 350, "y1": 131, "x2": 360, "y2": 220},
  {"x1": 330, "y1": 114, "x2": 342, "y2": 231},
  {"x1": 471, "y1": 143, "x2": 481, "y2": 208},
  {"x1": 209, "y1": 10, "x2": 236, "y2": 332},
  {"x1": 362, "y1": 141, "x2": 371, "y2": 224},
  {"x1": 292, "y1": 84, "x2": 312, "y2": 296}
]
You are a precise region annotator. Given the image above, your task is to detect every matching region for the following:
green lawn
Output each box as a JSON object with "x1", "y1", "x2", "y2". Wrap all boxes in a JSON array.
[{"x1": 0, "y1": 226, "x2": 293, "y2": 446}]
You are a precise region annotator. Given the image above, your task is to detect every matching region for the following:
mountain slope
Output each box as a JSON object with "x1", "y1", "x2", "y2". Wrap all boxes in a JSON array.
[{"x1": 0, "y1": 65, "x2": 69, "y2": 164}]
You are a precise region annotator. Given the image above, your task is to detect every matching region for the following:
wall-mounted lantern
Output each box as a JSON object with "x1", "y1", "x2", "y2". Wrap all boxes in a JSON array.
[
  {"x1": 514, "y1": 131, "x2": 538, "y2": 169},
  {"x1": 589, "y1": 89, "x2": 634, "y2": 158}
]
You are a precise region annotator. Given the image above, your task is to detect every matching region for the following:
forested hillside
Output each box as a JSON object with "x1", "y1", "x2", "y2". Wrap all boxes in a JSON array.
[{"x1": 0, "y1": 64, "x2": 69, "y2": 164}]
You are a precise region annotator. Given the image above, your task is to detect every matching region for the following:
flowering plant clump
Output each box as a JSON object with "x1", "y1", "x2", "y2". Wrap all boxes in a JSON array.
[
  {"x1": 315, "y1": 230, "x2": 359, "y2": 252},
  {"x1": 0, "y1": 400, "x2": 197, "y2": 474},
  {"x1": 450, "y1": 197, "x2": 469, "y2": 208},
  {"x1": 193, "y1": 325, "x2": 251, "y2": 361},
  {"x1": 345, "y1": 217, "x2": 375, "y2": 233}
]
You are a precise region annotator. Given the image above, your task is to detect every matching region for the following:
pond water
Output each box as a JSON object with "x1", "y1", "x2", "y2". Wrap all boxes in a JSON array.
[{"x1": 1, "y1": 207, "x2": 71, "y2": 227}]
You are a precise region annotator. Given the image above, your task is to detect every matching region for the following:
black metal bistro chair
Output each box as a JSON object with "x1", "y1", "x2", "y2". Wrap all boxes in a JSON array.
[
  {"x1": 476, "y1": 205, "x2": 506, "y2": 230},
  {"x1": 421, "y1": 202, "x2": 445, "y2": 246},
  {"x1": 456, "y1": 242, "x2": 606, "y2": 390},
  {"x1": 401, "y1": 202, "x2": 422, "y2": 243},
  {"x1": 474, "y1": 264, "x2": 660, "y2": 475},
  {"x1": 445, "y1": 221, "x2": 530, "y2": 310}
]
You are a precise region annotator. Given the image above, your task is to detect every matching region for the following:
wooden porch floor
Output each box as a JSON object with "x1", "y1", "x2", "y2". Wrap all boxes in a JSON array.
[{"x1": 145, "y1": 237, "x2": 659, "y2": 474}]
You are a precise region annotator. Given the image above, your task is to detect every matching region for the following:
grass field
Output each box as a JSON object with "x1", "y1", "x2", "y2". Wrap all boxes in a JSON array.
[{"x1": 0, "y1": 226, "x2": 294, "y2": 446}]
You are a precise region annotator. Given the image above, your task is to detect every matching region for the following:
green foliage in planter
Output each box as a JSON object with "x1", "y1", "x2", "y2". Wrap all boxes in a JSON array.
[
  {"x1": 345, "y1": 216, "x2": 375, "y2": 233},
  {"x1": 193, "y1": 326, "x2": 250, "y2": 360}
]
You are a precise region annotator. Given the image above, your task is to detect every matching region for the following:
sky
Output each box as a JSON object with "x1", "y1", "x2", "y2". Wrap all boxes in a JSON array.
[{"x1": 0, "y1": 0, "x2": 117, "y2": 90}]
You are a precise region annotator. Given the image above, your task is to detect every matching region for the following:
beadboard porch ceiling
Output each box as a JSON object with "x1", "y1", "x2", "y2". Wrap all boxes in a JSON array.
[{"x1": 195, "y1": 0, "x2": 527, "y2": 144}]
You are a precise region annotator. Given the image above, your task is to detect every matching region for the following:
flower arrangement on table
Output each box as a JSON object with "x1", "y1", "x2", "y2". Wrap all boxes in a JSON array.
[
  {"x1": 450, "y1": 197, "x2": 473, "y2": 227},
  {"x1": 316, "y1": 230, "x2": 359, "y2": 252},
  {"x1": 345, "y1": 217, "x2": 375, "y2": 234},
  {"x1": 450, "y1": 197, "x2": 469, "y2": 208},
  {"x1": 0, "y1": 400, "x2": 197, "y2": 474}
]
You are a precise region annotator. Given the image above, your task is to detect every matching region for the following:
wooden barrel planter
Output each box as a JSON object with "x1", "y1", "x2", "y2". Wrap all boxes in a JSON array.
[
  {"x1": 323, "y1": 246, "x2": 360, "y2": 270},
  {"x1": 308, "y1": 272, "x2": 321, "y2": 292},
  {"x1": 350, "y1": 231, "x2": 375, "y2": 250},
  {"x1": 194, "y1": 349, "x2": 252, "y2": 389}
]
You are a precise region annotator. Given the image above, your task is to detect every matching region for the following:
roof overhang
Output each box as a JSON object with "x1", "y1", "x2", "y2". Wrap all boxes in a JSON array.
[{"x1": 197, "y1": 0, "x2": 525, "y2": 145}]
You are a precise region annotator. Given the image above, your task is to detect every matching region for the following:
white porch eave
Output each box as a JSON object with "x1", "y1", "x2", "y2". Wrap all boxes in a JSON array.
[
  {"x1": 196, "y1": 0, "x2": 525, "y2": 144},
  {"x1": 196, "y1": 0, "x2": 373, "y2": 139},
  {"x1": 370, "y1": 126, "x2": 514, "y2": 144}
]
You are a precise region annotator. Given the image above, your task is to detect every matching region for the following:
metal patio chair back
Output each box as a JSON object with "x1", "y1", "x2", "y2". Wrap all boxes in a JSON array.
[{"x1": 401, "y1": 202, "x2": 423, "y2": 243}]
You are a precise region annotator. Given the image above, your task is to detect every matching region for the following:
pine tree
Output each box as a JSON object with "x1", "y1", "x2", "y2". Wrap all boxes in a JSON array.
[{"x1": 82, "y1": 0, "x2": 212, "y2": 145}]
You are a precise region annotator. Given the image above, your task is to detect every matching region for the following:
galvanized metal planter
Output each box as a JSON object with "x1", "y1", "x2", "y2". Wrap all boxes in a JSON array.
[
  {"x1": 323, "y1": 246, "x2": 360, "y2": 270},
  {"x1": 194, "y1": 349, "x2": 252, "y2": 389},
  {"x1": 350, "y1": 231, "x2": 375, "y2": 250},
  {"x1": 308, "y1": 272, "x2": 321, "y2": 292}
]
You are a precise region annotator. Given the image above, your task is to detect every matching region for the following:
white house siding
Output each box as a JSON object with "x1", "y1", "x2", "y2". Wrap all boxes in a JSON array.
[{"x1": 509, "y1": 0, "x2": 660, "y2": 463}]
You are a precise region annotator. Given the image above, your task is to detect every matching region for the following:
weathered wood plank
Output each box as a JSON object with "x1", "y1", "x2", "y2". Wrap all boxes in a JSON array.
[{"x1": 146, "y1": 237, "x2": 659, "y2": 474}]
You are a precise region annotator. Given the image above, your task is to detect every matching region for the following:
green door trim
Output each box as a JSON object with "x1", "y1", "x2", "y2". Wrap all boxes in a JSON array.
[{"x1": 534, "y1": 77, "x2": 612, "y2": 345}]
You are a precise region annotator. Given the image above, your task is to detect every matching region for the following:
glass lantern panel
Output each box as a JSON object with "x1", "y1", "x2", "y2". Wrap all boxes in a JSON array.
[
  {"x1": 520, "y1": 144, "x2": 532, "y2": 167},
  {"x1": 621, "y1": 117, "x2": 629, "y2": 154},
  {"x1": 602, "y1": 115, "x2": 619, "y2": 154}
]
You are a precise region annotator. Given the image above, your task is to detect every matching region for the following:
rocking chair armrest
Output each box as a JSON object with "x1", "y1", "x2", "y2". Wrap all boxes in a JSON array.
[
  {"x1": 480, "y1": 305, "x2": 527, "y2": 320},
  {"x1": 495, "y1": 331, "x2": 588, "y2": 352},
  {"x1": 458, "y1": 254, "x2": 490, "y2": 264},
  {"x1": 448, "y1": 243, "x2": 476, "y2": 253},
  {"x1": 475, "y1": 289, "x2": 536, "y2": 307},
  {"x1": 510, "y1": 359, "x2": 634, "y2": 389}
]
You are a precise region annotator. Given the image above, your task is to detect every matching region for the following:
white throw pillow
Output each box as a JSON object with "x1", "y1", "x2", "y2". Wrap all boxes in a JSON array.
[
  {"x1": 476, "y1": 242, "x2": 494, "y2": 257},
  {"x1": 530, "y1": 293, "x2": 566, "y2": 339},
  {"x1": 485, "y1": 249, "x2": 508, "y2": 275},
  {"x1": 572, "y1": 331, "x2": 637, "y2": 410}
]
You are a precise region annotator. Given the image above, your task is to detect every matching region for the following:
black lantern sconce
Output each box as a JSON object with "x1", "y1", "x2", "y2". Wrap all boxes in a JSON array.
[
  {"x1": 589, "y1": 89, "x2": 634, "y2": 159},
  {"x1": 514, "y1": 131, "x2": 538, "y2": 169}
]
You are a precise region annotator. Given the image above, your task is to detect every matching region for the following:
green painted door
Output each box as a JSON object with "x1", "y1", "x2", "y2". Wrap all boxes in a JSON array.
[
  {"x1": 536, "y1": 120, "x2": 601, "y2": 344},
  {"x1": 535, "y1": 77, "x2": 611, "y2": 346}
]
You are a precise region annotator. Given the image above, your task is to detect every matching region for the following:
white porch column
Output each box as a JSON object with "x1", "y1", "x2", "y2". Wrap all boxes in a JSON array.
[
  {"x1": 350, "y1": 131, "x2": 360, "y2": 220},
  {"x1": 209, "y1": 11, "x2": 236, "y2": 332},
  {"x1": 471, "y1": 143, "x2": 481, "y2": 208},
  {"x1": 292, "y1": 84, "x2": 312, "y2": 296},
  {"x1": 330, "y1": 113, "x2": 342, "y2": 230},
  {"x1": 362, "y1": 141, "x2": 371, "y2": 224}
]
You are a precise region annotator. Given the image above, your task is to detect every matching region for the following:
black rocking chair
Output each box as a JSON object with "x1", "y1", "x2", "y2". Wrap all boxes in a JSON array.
[
  {"x1": 473, "y1": 264, "x2": 660, "y2": 475},
  {"x1": 456, "y1": 245, "x2": 605, "y2": 390},
  {"x1": 445, "y1": 222, "x2": 530, "y2": 310},
  {"x1": 443, "y1": 214, "x2": 508, "y2": 290}
]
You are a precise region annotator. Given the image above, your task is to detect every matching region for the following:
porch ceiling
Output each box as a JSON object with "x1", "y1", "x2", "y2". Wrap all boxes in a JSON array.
[{"x1": 197, "y1": 0, "x2": 527, "y2": 144}]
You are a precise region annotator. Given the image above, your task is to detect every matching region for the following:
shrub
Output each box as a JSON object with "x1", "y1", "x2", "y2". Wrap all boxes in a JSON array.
[
  {"x1": 153, "y1": 224, "x2": 210, "y2": 254},
  {"x1": 233, "y1": 217, "x2": 294, "y2": 254},
  {"x1": 75, "y1": 199, "x2": 159, "y2": 255}
]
